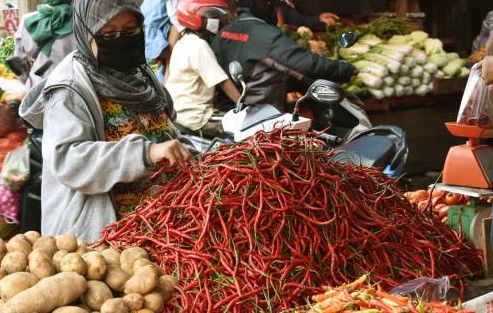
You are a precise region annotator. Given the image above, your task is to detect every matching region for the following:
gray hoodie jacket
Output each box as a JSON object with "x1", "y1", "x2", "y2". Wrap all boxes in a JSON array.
[{"x1": 19, "y1": 52, "x2": 154, "y2": 242}]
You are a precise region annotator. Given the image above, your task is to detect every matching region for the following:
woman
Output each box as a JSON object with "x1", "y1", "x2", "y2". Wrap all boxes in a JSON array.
[
  {"x1": 15, "y1": 0, "x2": 77, "y2": 89},
  {"x1": 19, "y1": 0, "x2": 190, "y2": 242}
]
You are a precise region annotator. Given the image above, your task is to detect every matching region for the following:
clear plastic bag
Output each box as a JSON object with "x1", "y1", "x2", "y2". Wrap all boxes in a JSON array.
[
  {"x1": 1, "y1": 143, "x2": 30, "y2": 191},
  {"x1": 389, "y1": 276, "x2": 450, "y2": 301},
  {"x1": 457, "y1": 65, "x2": 493, "y2": 128},
  {"x1": 0, "y1": 182, "x2": 20, "y2": 224}
]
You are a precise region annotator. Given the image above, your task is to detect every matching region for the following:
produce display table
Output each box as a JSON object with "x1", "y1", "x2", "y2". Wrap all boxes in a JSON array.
[{"x1": 364, "y1": 92, "x2": 464, "y2": 175}]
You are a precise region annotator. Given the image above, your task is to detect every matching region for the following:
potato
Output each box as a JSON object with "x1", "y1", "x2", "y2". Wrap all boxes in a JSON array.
[
  {"x1": 83, "y1": 281, "x2": 113, "y2": 311},
  {"x1": 100, "y1": 248, "x2": 120, "y2": 267},
  {"x1": 3, "y1": 272, "x2": 87, "y2": 313},
  {"x1": 0, "y1": 272, "x2": 38, "y2": 299},
  {"x1": 28, "y1": 249, "x2": 56, "y2": 279},
  {"x1": 8, "y1": 234, "x2": 26, "y2": 242},
  {"x1": 132, "y1": 258, "x2": 157, "y2": 273},
  {"x1": 122, "y1": 293, "x2": 144, "y2": 310},
  {"x1": 0, "y1": 239, "x2": 7, "y2": 260},
  {"x1": 78, "y1": 304, "x2": 91, "y2": 312},
  {"x1": 60, "y1": 253, "x2": 87, "y2": 276},
  {"x1": 32, "y1": 236, "x2": 57, "y2": 258},
  {"x1": 0, "y1": 268, "x2": 7, "y2": 280},
  {"x1": 135, "y1": 310, "x2": 154, "y2": 313},
  {"x1": 6, "y1": 237, "x2": 32, "y2": 256},
  {"x1": 1, "y1": 252, "x2": 28, "y2": 274},
  {"x1": 143, "y1": 291, "x2": 164, "y2": 312},
  {"x1": 56, "y1": 234, "x2": 78, "y2": 253},
  {"x1": 82, "y1": 251, "x2": 107, "y2": 280},
  {"x1": 23, "y1": 231, "x2": 41, "y2": 246},
  {"x1": 77, "y1": 240, "x2": 94, "y2": 254},
  {"x1": 104, "y1": 265, "x2": 130, "y2": 292},
  {"x1": 53, "y1": 250, "x2": 69, "y2": 272},
  {"x1": 157, "y1": 275, "x2": 178, "y2": 301},
  {"x1": 100, "y1": 298, "x2": 130, "y2": 313},
  {"x1": 78, "y1": 240, "x2": 90, "y2": 247},
  {"x1": 77, "y1": 244, "x2": 90, "y2": 256},
  {"x1": 52, "y1": 306, "x2": 88, "y2": 313},
  {"x1": 120, "y1": 247, "x2": 148, "y2": 275},
  {"x1": 124, "y1": 265, "x2": 159, "y2": 295}
]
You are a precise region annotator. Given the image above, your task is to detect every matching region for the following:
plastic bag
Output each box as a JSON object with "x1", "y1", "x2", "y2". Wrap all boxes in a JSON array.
[
  {"x1": 389, "y1": 276, "x2": 450, "y2": 301},
  {"x1": 1, "y1": 143, "x2": 30, "y2": 190},
  {"x1": 0, "y1": 182, "x2": 20, "y2": 224},
  {"x1": 456, "y1": 65, "x2": 493, "y2": 127}
]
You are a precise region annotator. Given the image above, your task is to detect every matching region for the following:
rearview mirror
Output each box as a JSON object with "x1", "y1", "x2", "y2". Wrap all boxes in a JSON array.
[
  {"x1": 338, "y1": 31, "x2": 359, "y2": 49},
  {"x1": 228, "y1": 61, "x2": 244, "y2": 84},
  {"x1": 307, "y1": 79, "x2": 343, "y2": 104}
]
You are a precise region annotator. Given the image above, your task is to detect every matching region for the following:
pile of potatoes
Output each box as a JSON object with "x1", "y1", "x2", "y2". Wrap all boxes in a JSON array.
[{"x1": 0, "y1": 231, "x2": 178, "y2": 313}]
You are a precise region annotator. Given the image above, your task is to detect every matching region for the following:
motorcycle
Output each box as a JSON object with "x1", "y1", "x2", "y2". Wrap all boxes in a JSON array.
[
  {"x1": 178, "y1": 29, "x2": 408, "y2": 177},
  {"x1": 219, "y1": 63, "x2": 408, "y2": 178}
]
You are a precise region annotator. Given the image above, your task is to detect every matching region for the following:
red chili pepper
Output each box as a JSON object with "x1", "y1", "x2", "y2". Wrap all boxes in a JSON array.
[{"x1": 98, "y1": 128, "x2": 484, "y2": 312}]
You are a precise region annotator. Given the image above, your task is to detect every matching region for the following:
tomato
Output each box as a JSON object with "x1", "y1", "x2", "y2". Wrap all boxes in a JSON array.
[
  {"x1": 413, "y1": 190, "x2": 430, "y2": 203},
  {"x1": 429, "y1": 189, "x2": 446, "y2": 199},
  {"x1": 432, "y1": 196, "x2": 444, "y2": 206},
  {"x1": 433, "y1": 203, "x2": 447, "y2": 212},
  {"x1": 437, "y1": 206, "x2": 450, "y2": 219},
  {"x1": 444, "y1": 192, "x2": 461, "y2": 205}
]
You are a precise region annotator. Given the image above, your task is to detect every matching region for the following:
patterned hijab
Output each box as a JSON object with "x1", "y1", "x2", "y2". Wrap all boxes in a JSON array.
[{"x1": 73, "y1": 0, "x2": 174, "y2": 117}]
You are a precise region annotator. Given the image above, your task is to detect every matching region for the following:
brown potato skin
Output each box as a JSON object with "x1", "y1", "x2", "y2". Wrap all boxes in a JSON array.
[
  {"x1": 56, "y1": 234, "x2": 78, "y2": 253},
  {"x1": 83, "y1": 280, "x2": 113, "y2": 311},
  {"x1": 120, "y1": 247, "x2": 148, "y2": 276},
  {"x1": 104, "y1": 265, "x2": 130, "y2": 292},
  {"x1": 60, "y1": 253, "x2": 87, "y2": 276},
  {"x1": 28, "y1": 250, "x2": 56, "y2": 279}
]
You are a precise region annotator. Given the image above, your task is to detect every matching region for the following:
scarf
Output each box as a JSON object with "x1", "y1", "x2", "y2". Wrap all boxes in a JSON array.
[
  {"x1": 73, "y1": 0, "x2": 174, "y2": 117},
  {"x1": 24, "y1": 0, "x2": 73, "y2": 56}
]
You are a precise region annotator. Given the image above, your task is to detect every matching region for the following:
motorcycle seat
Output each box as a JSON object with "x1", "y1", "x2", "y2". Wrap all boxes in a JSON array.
[{"x1": 333, "y1": 135, "x2": 395, "y2": 168}]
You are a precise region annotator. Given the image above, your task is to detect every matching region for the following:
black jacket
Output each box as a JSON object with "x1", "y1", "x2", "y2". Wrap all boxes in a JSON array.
[{"x1": 211, "y1": 11, "x2": 356, "y2": 109}]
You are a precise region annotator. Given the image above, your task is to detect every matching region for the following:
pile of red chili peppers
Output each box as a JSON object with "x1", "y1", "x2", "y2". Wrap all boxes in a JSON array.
[{"x1": 99, "y1": 128, "x2": 484, "y2": 312}]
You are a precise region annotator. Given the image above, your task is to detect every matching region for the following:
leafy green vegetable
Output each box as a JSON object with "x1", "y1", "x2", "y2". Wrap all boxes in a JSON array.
[{"x1": 0, "y1": 36, "x2": 15, "y2": 66}]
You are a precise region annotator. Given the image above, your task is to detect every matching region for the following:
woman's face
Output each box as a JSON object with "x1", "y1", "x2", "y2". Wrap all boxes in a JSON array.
[{"x1": 90, "y1": 10, "x2": 140, "y2": 58}]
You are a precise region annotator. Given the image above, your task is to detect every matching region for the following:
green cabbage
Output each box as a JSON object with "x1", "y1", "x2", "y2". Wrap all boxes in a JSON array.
[
  {"x1": 442, "y1": 59, "x2": 466, "y2": 77},
  {"x1": 428, "y1": 53, "x2": 448, "y2": 68},
  {"x1": 388, "y1": 35, "x2": 410, "y2": 45},
  {"x1": 410, "y1": 31, "x2": 429, "y2": 43},
  {"x1": 356, "y1": 72, "x2": 384, "y2": 89},
  {"x1": 412, "y1": 49, "x2": 427, "y2": 65},
  {"x1": 359, "y1": 34, "x2": 383, "y2": 47},
  {"x1": 423, "y1": 38, "x2": 444, "y2": 55},
  {"x1": 353, "y1": 60, "x2": 389, "y2": 77}
]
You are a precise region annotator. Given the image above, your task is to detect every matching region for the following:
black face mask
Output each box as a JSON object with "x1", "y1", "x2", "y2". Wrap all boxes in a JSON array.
[{"x1": 94, "y1": 31, "x2": 146, "y2": 72}]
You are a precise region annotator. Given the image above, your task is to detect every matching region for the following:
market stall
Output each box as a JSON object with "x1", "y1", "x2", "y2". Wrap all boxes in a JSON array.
[{"x1": 0, "y1": 1, "x2": 490, "y2": 312}]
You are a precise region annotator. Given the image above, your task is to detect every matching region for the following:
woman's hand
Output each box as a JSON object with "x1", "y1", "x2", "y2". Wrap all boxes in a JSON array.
[{"x1": 149, "y1": 139, "x2": 191, "y2": 166}]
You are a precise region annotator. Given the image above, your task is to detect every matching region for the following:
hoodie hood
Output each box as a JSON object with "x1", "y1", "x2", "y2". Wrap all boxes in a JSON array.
[{"x1": 19, "y1": 51, "x2": 101, "y2": 133}]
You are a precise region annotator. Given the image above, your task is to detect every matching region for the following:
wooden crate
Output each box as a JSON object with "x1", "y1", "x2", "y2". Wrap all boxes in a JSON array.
[{"x1": 432, "y1": 77, "x2": 467, "y2": 95}]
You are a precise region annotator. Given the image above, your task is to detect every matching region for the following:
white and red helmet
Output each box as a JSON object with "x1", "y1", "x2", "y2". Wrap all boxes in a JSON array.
[{"x1": 177, "y1": 0, "x2": 230, "y2": 34}]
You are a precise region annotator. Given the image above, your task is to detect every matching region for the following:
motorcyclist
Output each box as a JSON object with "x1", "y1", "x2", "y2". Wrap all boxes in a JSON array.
[{"x1": 211, "y1": 0, "x2": 357, "y2": 111}]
